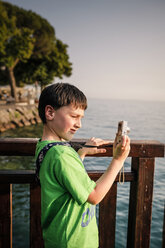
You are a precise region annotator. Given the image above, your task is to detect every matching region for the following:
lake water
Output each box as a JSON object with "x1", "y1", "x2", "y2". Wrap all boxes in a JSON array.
[{"x1": 0, "y1": 98, "x2": 165, "y2": 248}]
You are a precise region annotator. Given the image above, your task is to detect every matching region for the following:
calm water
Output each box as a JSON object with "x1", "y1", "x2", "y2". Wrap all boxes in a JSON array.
[{"x1": 0, "y1": 98, "x2": 165, "y2": 248}]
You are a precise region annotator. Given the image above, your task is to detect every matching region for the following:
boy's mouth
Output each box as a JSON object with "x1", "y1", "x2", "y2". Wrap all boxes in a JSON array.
[{"x1": 70, "y1": 129, "x2": 77, "y2": 134}]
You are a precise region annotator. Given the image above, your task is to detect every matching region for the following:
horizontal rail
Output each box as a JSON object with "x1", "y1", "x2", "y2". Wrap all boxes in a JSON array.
[
  {"x1": 0, "y1": 170, "x2": 136, "y2": 183},
  {"x1": 0, "y1": 138, "x2": 164, "y2": 157}
]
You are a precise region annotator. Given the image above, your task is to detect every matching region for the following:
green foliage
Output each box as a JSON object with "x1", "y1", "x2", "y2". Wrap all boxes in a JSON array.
[
  {"x1": 3, "y1": 2, "x2": 55, "y2": 57},
  {"x1": 0, "y1": 2, "x2": 35, "y2": 68},
  {"x1": 0, "y1": 1, "x2": 72, "y2": 89},
  {"x1": 0, "y1": 2, "x2": 15, "y2": 56},
  {"x1": 1, "y1": 28, "x2": 35, "y2": 68}
]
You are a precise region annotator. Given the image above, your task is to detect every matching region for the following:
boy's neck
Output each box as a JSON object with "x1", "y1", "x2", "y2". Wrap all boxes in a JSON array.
[{"x1": 41, "y1": 125, "x2": 62, "y2": 141}]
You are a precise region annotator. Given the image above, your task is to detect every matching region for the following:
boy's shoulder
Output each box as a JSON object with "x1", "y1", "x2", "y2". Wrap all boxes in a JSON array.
[{"x1": 35, "y1": 140, "x2": 75, "y2": 158}]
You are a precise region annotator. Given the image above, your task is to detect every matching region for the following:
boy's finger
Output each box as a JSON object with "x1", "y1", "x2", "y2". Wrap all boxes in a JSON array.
[
  {"x1": 85, "y1": 139, "x2": 111, "y2": 147},
  {"x1": 126, "y1": 137, "x2": 131, "y2": 150},
  {"x1": 97, "y1": 148, "x2": 107, "y2": 153},
  {"x1": 113, "y1": 134, "x2": 118, "y2": 146},
  {"x1": 121, "y1": 135, "x2": 127, "y2": 147},
  {"x1": 97, "y1": 140, "x2": 111, "y2": 146}
]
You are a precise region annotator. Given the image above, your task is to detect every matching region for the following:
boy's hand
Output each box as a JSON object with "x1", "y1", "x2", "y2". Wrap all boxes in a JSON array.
[
  {"x1": 113, "y1": 135, "x2": 130, "y2": 163},
  {"x1": 77, "y1": 137, "x2": 110, "y2": 160}
]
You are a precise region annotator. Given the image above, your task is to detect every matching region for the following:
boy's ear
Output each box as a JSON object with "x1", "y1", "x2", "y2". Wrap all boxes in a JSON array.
[{"x1": 45, "y1": 105, "x2": 55, "y2": 121}]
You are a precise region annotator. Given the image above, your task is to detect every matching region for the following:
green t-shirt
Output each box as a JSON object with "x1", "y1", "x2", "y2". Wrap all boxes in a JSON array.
[{"x1": 35, "y1": 140, "x2": 99, "y2": 248}]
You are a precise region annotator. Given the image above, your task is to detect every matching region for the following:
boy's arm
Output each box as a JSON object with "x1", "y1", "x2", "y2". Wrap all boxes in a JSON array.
[
  {"x1": 78, "y1": 135, "x2": 130, "y2": 205},
  {"x1": 87, "y1": 135, "x2": 130, "y2": 205}
]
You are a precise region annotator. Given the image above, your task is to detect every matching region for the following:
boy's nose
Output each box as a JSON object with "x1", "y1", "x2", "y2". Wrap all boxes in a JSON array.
[{"x1": 75, "y1": 119, "x2": 81, "y2": 128}]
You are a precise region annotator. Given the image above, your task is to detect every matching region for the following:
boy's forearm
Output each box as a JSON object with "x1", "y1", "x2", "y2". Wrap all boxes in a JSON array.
[
  {"x1": 87, "y1": 158, "x2": 124, "y2": 205},
  {"x1": 84, "y1": 135, "x2": 130, "y2": 205}
]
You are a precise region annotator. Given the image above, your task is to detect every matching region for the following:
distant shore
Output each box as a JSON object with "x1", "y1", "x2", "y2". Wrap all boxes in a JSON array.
[{"x1": 0, "y1": 101, "x2": 41, "y2": 133}]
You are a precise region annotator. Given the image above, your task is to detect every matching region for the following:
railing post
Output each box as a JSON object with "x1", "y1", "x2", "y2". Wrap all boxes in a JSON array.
[
  {"x1": 127, "y1": 157, "x2": 155, "y2": 248},
  {"x1": 0, "y1": 184, "x2": 12, "y2": 248},
  {"x1": 99, "y1": 183, "x2": 117, "y2": 248},
  {"x1": 30, "y1": 183, "x2": 44, "y2": 248}
]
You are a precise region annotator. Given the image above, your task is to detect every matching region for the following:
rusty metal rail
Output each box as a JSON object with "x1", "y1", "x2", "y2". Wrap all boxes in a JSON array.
[{"x1": 0, "y1": 138, "x2": 164, "y2": 248}]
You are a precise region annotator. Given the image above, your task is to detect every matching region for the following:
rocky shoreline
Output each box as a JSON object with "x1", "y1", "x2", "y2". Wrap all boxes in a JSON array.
[{"x1": 0, "y1": 103, "x2": 41, "y2": 133}]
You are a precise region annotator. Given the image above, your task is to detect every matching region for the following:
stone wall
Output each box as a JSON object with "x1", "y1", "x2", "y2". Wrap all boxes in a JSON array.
[{"x1": 0, "y1": 104, "x2": 41, "y2": 132}]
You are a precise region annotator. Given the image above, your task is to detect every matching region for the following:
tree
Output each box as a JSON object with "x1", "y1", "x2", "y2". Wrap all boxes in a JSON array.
[
  {"x1": 0, "y1": 1, "x2": 72, "y2": 101},
  {"x1": 14, "y1": 39, "x2": 72, "y2": 88},
  {"x1": 0, "y1": 2, "x2": 35, "y2": 101}
]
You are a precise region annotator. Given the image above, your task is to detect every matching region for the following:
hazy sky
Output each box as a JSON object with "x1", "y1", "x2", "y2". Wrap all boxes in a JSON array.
[{"x1": 5, "y1": 0, "x2": 165, "y2": 101}]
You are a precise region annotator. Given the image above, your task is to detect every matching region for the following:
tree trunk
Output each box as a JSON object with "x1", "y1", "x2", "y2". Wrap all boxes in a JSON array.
[{"x1": 8, "y1": 67, "x2": 18, "y2": 102}]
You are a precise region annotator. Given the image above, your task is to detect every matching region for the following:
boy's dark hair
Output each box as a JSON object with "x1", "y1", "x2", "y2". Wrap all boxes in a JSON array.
[{"x1": 38, "y1": 83, "x2": 87, "y2": 124}]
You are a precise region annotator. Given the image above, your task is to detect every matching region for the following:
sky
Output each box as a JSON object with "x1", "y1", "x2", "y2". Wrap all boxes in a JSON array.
[{"x1": 4, "y1": 0, "x2": 165, "y2": 102}]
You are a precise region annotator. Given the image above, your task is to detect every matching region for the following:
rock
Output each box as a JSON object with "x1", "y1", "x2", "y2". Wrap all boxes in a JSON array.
[{"x1": 0, "y1": 104, "x2": 41, "y2": 132}]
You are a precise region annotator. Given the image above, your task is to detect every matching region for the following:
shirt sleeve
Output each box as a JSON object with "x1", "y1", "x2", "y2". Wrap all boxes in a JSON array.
[{"x1": 53, "y1": 148, "x2": 96, "y2": 205}]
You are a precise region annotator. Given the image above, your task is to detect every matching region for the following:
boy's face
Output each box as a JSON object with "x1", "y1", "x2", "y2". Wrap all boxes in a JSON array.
[{"x1": 47, "y1": 104, "x2": 84, "y2": 141}]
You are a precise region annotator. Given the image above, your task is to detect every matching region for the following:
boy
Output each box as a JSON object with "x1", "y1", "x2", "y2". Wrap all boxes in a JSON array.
[{"x1": 35, "y1": 83, "x2": 130, "y2": 248}]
